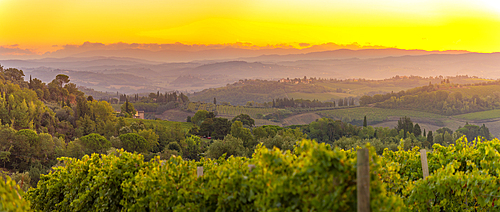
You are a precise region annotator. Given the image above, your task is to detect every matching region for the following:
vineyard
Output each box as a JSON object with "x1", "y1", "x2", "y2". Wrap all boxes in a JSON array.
[
  {"x1": 186, "y1": 102, "x2": 356, "y2": 120},
  {"x1": 7, "y1": 137, "x2": 499, "y2": 211},
  {"x1": 185, "y1": 102, "x2": 281, "y2": 119},
  {"x1": 453, "y1": 109, "x2": 500, "y2": 120}
]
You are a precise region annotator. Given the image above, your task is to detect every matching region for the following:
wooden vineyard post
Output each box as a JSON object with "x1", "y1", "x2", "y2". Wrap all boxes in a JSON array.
[
  {"x1": 197, "y1": 166, "x2": 204, "y2": 177},
  {"x1": 248, "y1": 164, "x2": 256, "y2": 172},
  {"x1": 357, "y1": 148, "x2": 370, "y2": 212},
  {"x1": 420, "y1": 149, "x2": 429, "y2": 179}
]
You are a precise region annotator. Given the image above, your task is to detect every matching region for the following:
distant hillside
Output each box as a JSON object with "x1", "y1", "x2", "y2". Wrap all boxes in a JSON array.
[
  {"x1": 241, "y1": 48, "x2": 469, "y2": 62},
  {"x1": 189, "y1": 76, "x2": 490, "y2": 105},
  {"x1": 3, "y1": 52, "x2": 500, "y2": 94},
  {"x1": 360, "y1": 79, "x2": 500, "y2": 115}
]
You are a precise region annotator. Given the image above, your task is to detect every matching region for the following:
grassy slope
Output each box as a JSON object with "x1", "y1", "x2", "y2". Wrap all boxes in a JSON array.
[{"x1": 453, "y1": 109, "x2": 500, "y2": 120}]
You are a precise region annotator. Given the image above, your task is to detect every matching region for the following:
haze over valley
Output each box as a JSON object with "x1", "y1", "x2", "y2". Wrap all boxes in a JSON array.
[{"x1": 2, "y1": 48, "x2": 500, "y2": 94}]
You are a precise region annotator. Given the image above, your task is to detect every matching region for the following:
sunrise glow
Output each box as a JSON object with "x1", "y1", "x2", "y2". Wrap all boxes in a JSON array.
[{"x1": 1, "y1": 0, "x2": 500, "y2": 54}]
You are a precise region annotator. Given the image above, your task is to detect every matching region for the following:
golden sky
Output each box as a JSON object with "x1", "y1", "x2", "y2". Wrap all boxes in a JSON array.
[{"x1": 1, "y1": 0, "x2": 500, "y2": 54}]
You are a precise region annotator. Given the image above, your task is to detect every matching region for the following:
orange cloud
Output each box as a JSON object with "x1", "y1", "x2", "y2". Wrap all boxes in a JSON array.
[
  {"x1": 0, "y1": 46, "x2": 37, "y2": 56},
  {"x1": 44, "y1": 41, "x2": 397, "y2": 57}
]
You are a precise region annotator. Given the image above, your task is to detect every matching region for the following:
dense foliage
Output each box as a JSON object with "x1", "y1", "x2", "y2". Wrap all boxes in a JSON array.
[
  {"x1": 24, "y1": 137, "x2": 500, "y2": 211},
  {"x1": 26, "y1": 140, "x2": 403, "y2": 211},
  {"x1": 0, "y1": 175, "x2": 31, "y2": 211},
  {"x1": 380, "y1": 137, "x2": 500, "y2": 210}
]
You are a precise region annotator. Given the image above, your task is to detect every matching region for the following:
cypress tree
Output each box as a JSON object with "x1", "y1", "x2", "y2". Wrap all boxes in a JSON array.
[
  {"x1": 363, "y1": 116, "x2": 367, "y2": 127},
  {"x1": 125, "y1": 98, "x2": 130, "y2": 114},
  {"x1": 427, "y1": 131, "x2": 434, "y2": 145},
  {"x1": 414, "y1": 123, "x2": 422, "y2": 137}
]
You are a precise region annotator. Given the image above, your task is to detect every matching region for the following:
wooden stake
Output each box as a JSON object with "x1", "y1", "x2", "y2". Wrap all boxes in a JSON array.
[
  {"x1": 357, "y1": 148, "x2": 370, "y2": 212},
  {"x1": 420, "y1": 149, "x2": 429, "y2": 179},
  {"x1": 197, "y1": 166, "x2": 203, "y2": 177},
  {"x1": 248, "y1": 164, "x2": 255, "y2": 172}
]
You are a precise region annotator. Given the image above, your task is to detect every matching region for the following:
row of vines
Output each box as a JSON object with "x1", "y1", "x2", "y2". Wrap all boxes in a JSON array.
[
  {"x1": 4, "y1": 137, "x2": 500, "y2": 211},
  {"x1": 186, "y1": 102, "x2": 282, "y2": 119}
]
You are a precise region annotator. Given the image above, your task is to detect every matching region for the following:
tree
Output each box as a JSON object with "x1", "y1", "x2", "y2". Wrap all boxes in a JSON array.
[
  {"x1": 120, "y1": 99, "x2": 136, "y2": 118},
  {"x1": 427, "y1": 131, "x2": 434, "y2": 145},
  {"x1": 2, "y1": 68, "x2": 25, "y2": 85},
  {"x1": 137, "y1": 129, "x2": 159, "y2": 152},
  {"x1": 79, "y1": 133, "x2": 111, "y2": 155},
  {"x1": 231, "y1": 114, "x2": 255, "y2": 127},
  {"x1": 214, "y1": 97, "x2": 217, "y2": 105},
  {"x1": 211, "y1": 118, "x2": 232, "y2": 139},
  {"x1": 119, "y1": 133, "x2": 149, "y2": 153},
  {"x1": 253, "y1": 125, "x2": 282, "y2": 140},
  {"x1": 363, "y1": 116, "x2": 367, "y2": 127},
  {"x1": 199, "y1": 118, "x2": 214, "y2": 137},
  {"x1": 230, "y1": 121, "x2": 254, "y2": 148},
  {"x1": 396, "y1": 116, "x2": 413, "y2": 138},
  {"x1": 191, "y1": 110, "x2": 209, "y2": 126},
  {"x1": 413, "y1": 124, "x2": 422, "y2": 137},
  {"x1": 12, "y1": 99, "x2": 30, "y2": 129},
  {"x1": 183, "y1": 135, "x2": 204, "y2": 160},
  {"x1": 55, "y1": 74, "x2": 70, "y2": 87},
  {"x1": 206, "y1": 135, "x2": 245, "y2": 159},
  {"x1": 479, "y1": 124, "x2": 491, "y2": 140},
  {"x1": 443, "y1": 131, "x2": 453, "y2": 144}
]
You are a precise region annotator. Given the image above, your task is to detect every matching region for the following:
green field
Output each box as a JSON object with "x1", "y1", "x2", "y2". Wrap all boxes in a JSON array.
[
  {"x1": 453, "y1": 109, "x2": 500, "y2": 120},
  {"x1": 317, "y1": 107, "x2": 446, "y2": 123},
  {"x1": 448, "y1": 84, "x2": 500, "y2": 97}
]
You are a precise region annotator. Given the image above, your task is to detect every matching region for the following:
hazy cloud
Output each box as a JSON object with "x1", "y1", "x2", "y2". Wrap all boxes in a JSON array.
[
  {"x1": 47, "y1": 41, "x2": 390, "y2": 56},
  {"x1": 0, "y1": 46, "x2": 37, "y2": 55}
]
